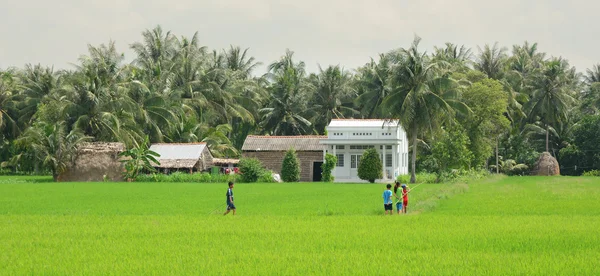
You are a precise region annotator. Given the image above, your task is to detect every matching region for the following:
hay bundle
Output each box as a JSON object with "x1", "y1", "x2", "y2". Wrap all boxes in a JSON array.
[
  {"x1": 530, "y1": 152, "x2": 560, "y2": 176},
  {"x1": 57, "y1": 142, "x2": 126, "y2": 182}
]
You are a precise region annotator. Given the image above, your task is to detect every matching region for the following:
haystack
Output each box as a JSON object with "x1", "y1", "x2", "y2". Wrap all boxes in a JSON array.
[
  {"x1": 530, "y1": 152, "x2": 560, "y2": 176},
  {"x1": 57, "y1": 142, "x2": 125, "y2": 182}
]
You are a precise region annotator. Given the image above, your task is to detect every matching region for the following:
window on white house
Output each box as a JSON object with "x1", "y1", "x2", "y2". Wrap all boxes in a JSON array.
[
  {"x1": 336, "y1": 145, "x2": 345, "y2": 149},
  {"x1": 336, "y1": 154, "x2": 344, "y2": 167},
  {"x1": 386, "y1": 154, "x2": 392, "y2": 167},
  {"x1": 351, "y1": 154, "x2": 362, "y2": 168}
]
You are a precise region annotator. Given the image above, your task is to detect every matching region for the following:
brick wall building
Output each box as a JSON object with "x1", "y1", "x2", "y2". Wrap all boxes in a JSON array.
[{"x1": 241, "y1": 136, "x2": 326, "y2": 182}]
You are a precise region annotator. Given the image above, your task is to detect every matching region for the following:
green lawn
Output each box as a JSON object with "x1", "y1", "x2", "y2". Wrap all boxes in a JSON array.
[{"x1": 0, "y1": 176, "x2": 599, "y2": 275}]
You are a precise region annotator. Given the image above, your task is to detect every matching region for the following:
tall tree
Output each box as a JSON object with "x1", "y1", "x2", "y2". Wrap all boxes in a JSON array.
[
  {"x1": 475, "y1": 43, "x2": 507, "y2": 80},
  {"x1": 354, "y1": 54, "x2": 392, "y2": 118},
  {"x1": 527, "y1": 58, "x2": 577, "y2": 153},
  {"x1": 260, "y1": 50, "x2": 313, "y2": 135},
  {"x1": 308, "y1": 65, "x2": 357, "y2": 133},
  {"x1": 383, "y1": 36, "x2": 469, "y2": 183}
]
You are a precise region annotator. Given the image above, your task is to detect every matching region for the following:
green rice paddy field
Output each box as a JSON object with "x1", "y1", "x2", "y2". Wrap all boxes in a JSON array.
[{"x1": 1, "y1": 175, "x2": 599, "y2": 275}]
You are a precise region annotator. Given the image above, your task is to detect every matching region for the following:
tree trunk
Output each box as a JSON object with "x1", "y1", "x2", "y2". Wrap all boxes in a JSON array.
[
  {"x1": 52, "y1": 168, "x2": 58, "y2": 182},
  {"x1": 410, "y1": 123, "x2": 417, "y2": 184},
  {"x1": 546, "y1": 124, "x2": 549, "y2": 153},
  {"x1": 496, "y1": 137, "x2": 499, "y2": 174}
]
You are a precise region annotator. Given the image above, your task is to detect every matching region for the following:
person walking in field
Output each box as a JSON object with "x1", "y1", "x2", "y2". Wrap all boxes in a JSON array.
[
  {"x1": 383, "y1": 184, "x2": 393, "y2": 215},
  {"x1": 393, "y1": 181, "x2": 403, "y2": 214},
  {"x1": 224, "y1": 181, "x2": 236, "y2": 216},
  {"x1": 401, "y1": 184, "x2": 410, "y2": 214}
]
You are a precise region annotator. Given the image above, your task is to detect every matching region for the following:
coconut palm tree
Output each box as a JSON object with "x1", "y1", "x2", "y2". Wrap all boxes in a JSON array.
[
  {"x1": 527, "y1": 58, "x2": 577, "y2": 153},
  {"x1": 308, "y1": 65, "x2": 358, "y2": 133},
  {"x1": 260, "y1": 50, "x2": 313, "y2": 135},
  {"x1": 354, "y1": 54, "x2": 393, "y2": 118},
  {"x1": 130, "y1": 25, "x2": 177, "y2": 94},
  {"x1": 585, "y1": 64, "x2": 600, "y2": 85},
  {"x1": 69, "y1": 42, "x2": 142, "y2": 145},
  {"x1": 475, "y1": 43, "x2": 507, "y2": 80},
  {"x1": 432, "y1": 42, "x2": 473, "y2": 73},
  {"x1": 223, "y1": 45, "x2": 262, "y2": 80},
  {"x1": 15, "y1": 121, "x2": 90, "y2": 181},
  {"x1": 382, "y1": 36, "x2": 469, "y2": 183}
]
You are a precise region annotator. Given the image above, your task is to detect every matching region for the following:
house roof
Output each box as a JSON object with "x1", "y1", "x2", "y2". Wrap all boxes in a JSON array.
[
  {"x1": 242, "y1": 135, "x2": 327, "y2": 151},
  {"x1": 328, "y1": 119, "x2": 399, "y2": 128},
  {"x1": 149, "y1": 143, "x2": 209, "y2": 168}
]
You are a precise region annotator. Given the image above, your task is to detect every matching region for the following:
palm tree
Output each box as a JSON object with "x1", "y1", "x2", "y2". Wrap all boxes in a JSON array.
[
  {"x1": 527, "y1": 58, "x2": 577, "y2": 153},
  {"x1": 382, "y1": 36, "x2": 469, "y2": 183},
  {"x1": 17, "y1": 64, "x2": 59, "y2": 126},
  {"x1": 308, "y1": 65, "x2": 358, "y2": 133},
  {"x1": 15, "y1": 121, "x2": 90, "y2": 181},
  {"x1": 432, "y1": 42, "x2": 473, "y2": 73},
  {"x1": 585, "y1": 64, "x2": 600, "y2": 85},
  {"x1": 0, "y1": 70, "x2": 17, "y2": 133},
  {"x1": 201, "y1": 124, "x2": 239, "y2": 157},
  {"x1": 475, "y1": 43, "x2": 507, "y2": 80},
  {"x1": 354, "y1": 54, "x2": 393, "y2": 118},
  {"x1": 223, "y1": 45, "x2": 262, "y2": 80},
  {"x1": 260, "y1": 50, "x2": 313, "y2": 135},
  {"x1": 69, "y1": 41, "x2": 142, "y2": 145},
  {"x1": 130, "y1": 25, "x2": 177, "y2": 94}
]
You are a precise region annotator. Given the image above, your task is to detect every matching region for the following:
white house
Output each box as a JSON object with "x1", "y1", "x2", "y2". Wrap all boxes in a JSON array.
[{"x1": 319, "y1": 119, "x2": 409, "y2": 182}]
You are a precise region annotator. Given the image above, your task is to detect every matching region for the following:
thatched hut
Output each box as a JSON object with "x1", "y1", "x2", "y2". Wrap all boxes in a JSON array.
[
  {"x1": 58, "y1": 142, "x2": 125, "y2": 182},
  {"x1": 531, "y1": 152, "x2": 560, "y2": 176}
]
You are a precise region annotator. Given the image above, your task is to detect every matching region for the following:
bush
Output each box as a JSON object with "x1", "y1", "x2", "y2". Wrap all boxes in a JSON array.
[
  {"x1": 281, "y1": 148, "x2": 300, "y2": 182},
  {"x1": 582, "y1": 170, "x2": 600, "y2": 176},
  {"x1": 258, "y1": 170, "x2": 276, "y2": 183},
  {"x1": 321, "y1": 153, "x2": 337, "y2": 182},
  {"x1": 508, "y1": 164, "x2": 529, "y2": 176},
  {"x1": 357, "y1": 148, "x2": 382, "y2": 183},
  {"x1": 238, "y1": 158, "x2": 264, "y2": 183}
]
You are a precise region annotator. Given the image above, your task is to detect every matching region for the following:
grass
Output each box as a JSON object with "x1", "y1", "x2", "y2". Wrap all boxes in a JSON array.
[{"x1": 0, "y1": 175, "x2": 599, "y2": 275}]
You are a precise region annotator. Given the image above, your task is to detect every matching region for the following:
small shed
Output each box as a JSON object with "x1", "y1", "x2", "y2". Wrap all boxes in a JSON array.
[
  {"x1": 58, "y1": 142, "x2": 125, "y2": 182},
  {"x1": 241, "y1": 135, "x2": 326, "y2": 181},
  {"x1": 149, "y1": 143, "x2": 213, "y2": 173}
]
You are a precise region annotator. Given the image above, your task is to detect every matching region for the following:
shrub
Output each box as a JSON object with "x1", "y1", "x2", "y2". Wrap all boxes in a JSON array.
[
  {"x1": 358, "y1": 148, "x2": 382, "y2": 183},
  {"x1": 281, "y1": 148, "x2": 301, "y2": 182},
  {"x1": 321, "y1": 153, "x2": 337, "y2": 182},
  {"x1": 238, "y1": 158, "x2": 264, "y2": 183},
  {"x1": 508, "y1": 164, "x2": 529, "y2": 176},
  {"x1": 258, "y1": 170, "x2": 276, "y2": 183},
  {"x1": 582, "y1": 170, "x2": 600, "y2": 176}
]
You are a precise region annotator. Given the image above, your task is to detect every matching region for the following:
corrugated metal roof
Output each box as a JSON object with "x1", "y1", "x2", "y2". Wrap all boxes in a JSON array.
[
  {"x1": 328, "y1": 119, "x2": 399, "y2": 127},
  {"x1": 149, "y1": 143, "x2": 207, "y2": 160},
  {"x1": 242, "y1": 136, "x2": 326, "y2": 151}
]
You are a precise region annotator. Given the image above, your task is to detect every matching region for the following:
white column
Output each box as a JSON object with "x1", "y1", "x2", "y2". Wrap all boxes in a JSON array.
[
  {"x1": 332, "y1": 145, "x2": 336, "y2": 178},
  {"x1": 382, "y1": 145, "x2": 386, "y2": 180},
  {"x1": 392, "y1": 145, "x2": 396, "y2": 178}
]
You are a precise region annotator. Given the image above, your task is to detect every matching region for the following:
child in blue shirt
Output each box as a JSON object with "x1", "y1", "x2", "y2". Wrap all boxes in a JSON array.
[{"x1": 383, "y1": 184, "x2": 393, "y2": 215}]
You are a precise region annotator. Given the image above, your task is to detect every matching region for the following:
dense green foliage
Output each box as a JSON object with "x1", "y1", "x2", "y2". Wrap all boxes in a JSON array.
[
  {"x1": 119, "y1": 136, "x2": 160, "y2": 180},
  {"x1": 321, "y1": 153, "x2": 337, "y2": 182},
  {"x1": 357, "y1": 148, "x2": 382, "y2": 183},
  {"x1": 237, "y1": 157, "x2": 265, "y2": 183},
  {"x1": 281, "y1": 148, "x2": 300, "y2": 182},
  {"x1": 1, "y1": 26, "x2": 600, "y2": 177},
  {"x1": 1, "y1": 176, "x2": 599, "y2": 274}
]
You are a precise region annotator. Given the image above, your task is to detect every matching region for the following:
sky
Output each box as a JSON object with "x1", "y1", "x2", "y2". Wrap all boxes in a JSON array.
[{"x1": 1, "y1": 0, "x2": 598, "y2": 75}]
